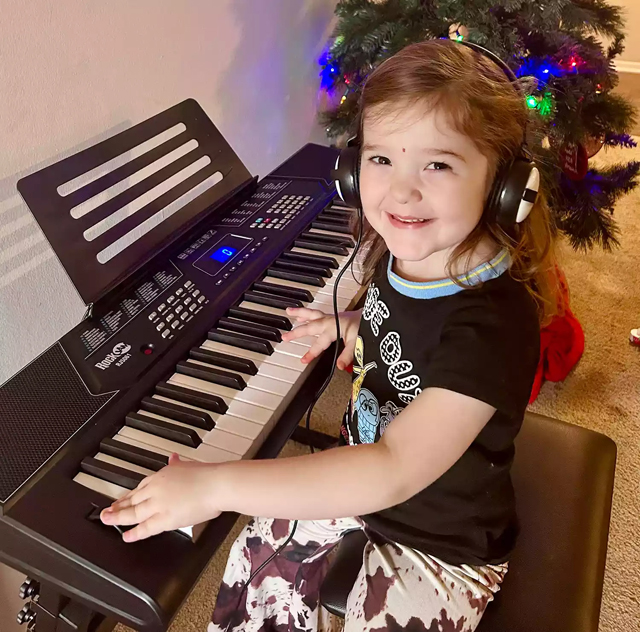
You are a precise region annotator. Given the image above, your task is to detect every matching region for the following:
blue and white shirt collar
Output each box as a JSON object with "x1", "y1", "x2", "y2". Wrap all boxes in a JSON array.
[{"x1": 387, "y1": 249, "x2": 511, "y2": 299}]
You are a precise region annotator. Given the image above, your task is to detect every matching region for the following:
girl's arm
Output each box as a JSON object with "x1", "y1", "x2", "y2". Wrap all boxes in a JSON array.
[{"x1": 102, "y1": 386, "x2": 495, "y2": 541}]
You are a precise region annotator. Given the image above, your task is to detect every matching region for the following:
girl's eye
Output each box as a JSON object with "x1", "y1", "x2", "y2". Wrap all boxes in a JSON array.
[
  {"x1": 369, "y1": 155, "x2": 391, "y2": 165},
  {"x1": 426, "y1": 162, "x2": 450, "y2": 171}
]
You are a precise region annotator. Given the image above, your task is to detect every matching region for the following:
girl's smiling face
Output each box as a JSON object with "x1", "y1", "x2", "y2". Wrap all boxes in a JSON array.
[{"x1": 359, "y1": 102, "x2": 495, "y2": 280}]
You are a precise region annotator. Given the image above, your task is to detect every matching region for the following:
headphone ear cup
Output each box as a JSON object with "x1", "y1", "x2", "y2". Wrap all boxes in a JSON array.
[
  {"x1": 331, "y1": 145, "x2": 361, "y2": 208},
  {"x1": 489, "y1": 158, "x2": 540, "y2": 228}
]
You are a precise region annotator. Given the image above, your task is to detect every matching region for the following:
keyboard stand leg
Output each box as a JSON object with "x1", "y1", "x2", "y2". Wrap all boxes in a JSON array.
[{"x1": 291, "y1": 426, "x2": 339, "y2": 451}]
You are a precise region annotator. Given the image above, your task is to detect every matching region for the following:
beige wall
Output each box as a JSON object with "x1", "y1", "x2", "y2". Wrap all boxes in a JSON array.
[
  {"x1": 618, "y1": 0, "x2": 640, "y2": 64},
  {"x1": 0, "y1": 1, "x2": 337, "y2": 629}
]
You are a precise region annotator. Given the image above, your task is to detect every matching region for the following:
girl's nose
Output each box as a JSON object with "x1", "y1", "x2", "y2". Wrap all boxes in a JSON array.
[{"x1": 389, "y1": 174, "x2": 422, "y2": 205}]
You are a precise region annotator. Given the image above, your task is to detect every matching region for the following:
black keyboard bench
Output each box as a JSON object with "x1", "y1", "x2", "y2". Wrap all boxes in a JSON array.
[{"x1": 318, "y1": 412, "x2": 617, "y2": 632}]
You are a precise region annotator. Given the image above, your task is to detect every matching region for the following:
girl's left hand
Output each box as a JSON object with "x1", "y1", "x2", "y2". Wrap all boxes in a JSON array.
[{"x1": 100, "y1": 454, "x2": 222, "y2": 542}]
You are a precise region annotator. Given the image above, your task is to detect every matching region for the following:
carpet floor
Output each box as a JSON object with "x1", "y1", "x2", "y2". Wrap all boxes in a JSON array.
[{"x1": 116, "y1": 140, "x2": 640, "y2": 632}]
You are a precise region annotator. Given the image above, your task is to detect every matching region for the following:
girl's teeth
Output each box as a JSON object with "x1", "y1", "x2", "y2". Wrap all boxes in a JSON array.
[{"x1": 394, "y1": 215, "x2": 426, "y2": 223}]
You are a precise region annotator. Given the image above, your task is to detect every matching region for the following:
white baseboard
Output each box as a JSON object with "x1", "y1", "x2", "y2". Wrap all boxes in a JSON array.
[{"x1": 614, "y1": 60, "x2": 640, "y2": 74}]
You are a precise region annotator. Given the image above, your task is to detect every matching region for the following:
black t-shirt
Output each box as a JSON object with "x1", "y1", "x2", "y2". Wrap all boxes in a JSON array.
[{"x1": 340, "y1": 249, "x2": 540, "y2": 565}]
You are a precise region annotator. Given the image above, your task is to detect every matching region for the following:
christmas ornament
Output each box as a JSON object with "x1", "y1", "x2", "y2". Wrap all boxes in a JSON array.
[
  {"x1": 559, "y1": 141, "x2": 589, "y2": 181},
  {"x1": 584, "y1": 134, "x2": 606, "y2": 158}
]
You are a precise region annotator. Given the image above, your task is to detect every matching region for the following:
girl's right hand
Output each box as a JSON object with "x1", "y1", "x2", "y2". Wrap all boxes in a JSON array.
[{"x1": 282, "y1": 307, "x2": 362, "y2": 370}]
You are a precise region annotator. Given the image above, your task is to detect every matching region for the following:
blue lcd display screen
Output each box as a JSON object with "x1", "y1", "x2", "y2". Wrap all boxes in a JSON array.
[{"x1": 210, "y1": 245, "x2": 237, "y2": 263}]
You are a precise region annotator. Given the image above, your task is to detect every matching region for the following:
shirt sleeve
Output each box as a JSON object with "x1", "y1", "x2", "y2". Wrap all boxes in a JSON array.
[{"x1": 421, "y1": 291, "x2": 540, "y2": 419}]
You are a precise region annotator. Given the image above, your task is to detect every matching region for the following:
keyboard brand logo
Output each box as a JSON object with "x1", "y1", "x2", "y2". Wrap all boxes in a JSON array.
[{"x1": 95, "y1": 342, "x2": 132, "y2": 370}]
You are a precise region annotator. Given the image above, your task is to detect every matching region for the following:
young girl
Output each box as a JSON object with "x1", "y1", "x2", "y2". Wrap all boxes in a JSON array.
[{"x1": 101, "y1": 39, "x2": 560, "y2": 632}]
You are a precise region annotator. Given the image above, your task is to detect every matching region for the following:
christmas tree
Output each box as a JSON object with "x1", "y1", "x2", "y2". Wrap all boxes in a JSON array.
[{"x1": 319, "y1": 0, "x2": 639, "y2": 251}]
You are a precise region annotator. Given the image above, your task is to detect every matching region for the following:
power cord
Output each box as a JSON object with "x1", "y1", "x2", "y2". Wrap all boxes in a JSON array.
[{"x1": 224, "y1": 205, "x2": 364, "y2": 631}]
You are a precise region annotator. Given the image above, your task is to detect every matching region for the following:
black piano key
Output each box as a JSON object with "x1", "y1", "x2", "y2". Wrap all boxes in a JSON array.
[
  {"x1": 125, "y1": 412, "x2": 202, "y2": 448},
  {"x1": 156, "y1": 381, "x2": 228, "y2": 415},
  {"x1": 243, "y1": 290, "x2": 304, "y2": 310},
  {"x1": 319, "y1": 209, "x2": 352, "y2": 221},
  {"x1": 100, "y1": 438, "x2": 169, "y2": 472},
  {"x1": 331, "y1": 201, "x2": 356, "y2": 211},
  {"x1": 266, "y1": 268, "x2": 326, "y2": 287},
  {"x1": 218, "y1": 316, "x2": 282, "y2": 343},
  {"x1": 208, "y1": 328, "x2": 274, "y2": 355},
  {"x1": 80, "y1": 457, "x2": 146, "y2": 491},
  {"x1": 272, "y1": 258, "x2": 331, "y2": 278},
  {"x1": 301, "y1": 231, "x2": 355, "y2": 248},
  {"x1": 140, "y1": 396, "x2": 215, "y2": 431},
  {"x1": 280, "y1": 251, "x2": 339, "y2": 269},
  {"x1": 312, "y1": 220, "x2": 352, "y2": 235},
  {"x1": 190, "y1": 347, "x2": 259, "y2": 375},
  {"x1": 293, "y1": 239, "x2": 349, "y2": 256},
  {"x1": 252, "y1": 281, "x2": 313, "y2": 302},
  {"x1": 176, "y1": 360, "x2": 246, "y2": 391},
  {"x1": 228, "y1": 305, "x2": 293, "y2": 331}
]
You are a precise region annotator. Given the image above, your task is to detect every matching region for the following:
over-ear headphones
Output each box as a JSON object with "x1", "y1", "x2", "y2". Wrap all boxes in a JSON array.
[{"x1": 331, "y1": 40, "x2": 541, "y2": 228}]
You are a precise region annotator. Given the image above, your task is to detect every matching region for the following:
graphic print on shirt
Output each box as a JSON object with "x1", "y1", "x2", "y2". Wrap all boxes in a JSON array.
[
  {"x1": 379, "y1": 400, "x2": 402, "y2": 435},
  {"x1": 352, "y1": 335, "x2": 377, "y2": 406},
  {"x1": 354, "y1": 388, "x2": 381, "y2": 444},
  {"x1": 379, "y1": 331, "x2": 422, "y2": 404},
  {"x1": 362, "y1": 283, "x2": 390, "y2": 336}
]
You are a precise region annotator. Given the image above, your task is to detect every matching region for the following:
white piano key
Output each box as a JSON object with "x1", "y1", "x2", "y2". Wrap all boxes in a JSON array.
[
  {"x1": 93, "y1": 453, "x2": 156, "y2": 477},
  {"x1": 237, "y1": 301, "x2": 294, "y2": 323},
  {"x1": 111, "y1": 432, "x2": 184, "y2": 459},
  {"x1": 273, "y1": 340, "x2": 308, "y2": 359},
  {"x1": 74, "y1": 472, "x2": 128, "y2": 501},
  {"x1": 169, "y1": 373, "x2": 282, "y2": 412},
  {"x1": 201, "y1": 428, "x2": 256, "y2": 457},
  {"x1": 117, "y1": 427, "x2": 241, "y2": 463},
  {"x1": 307, "y1": 292, "x2": 351, "y2": 312},
  {"x1": 184, "y1": 359, "x2": 291, "y2": 397},
  {"x1": 201, "y1": 339, "x2": 306, "y2": 373},
  {"x1": 213, "y1": 414, "x2": 270, "y2": 441}
]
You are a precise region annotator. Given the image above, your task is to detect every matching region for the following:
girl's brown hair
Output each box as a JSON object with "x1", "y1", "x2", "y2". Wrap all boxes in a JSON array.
[{"x1": 351, "y1": 39, "x2": 562, "y2": 326}]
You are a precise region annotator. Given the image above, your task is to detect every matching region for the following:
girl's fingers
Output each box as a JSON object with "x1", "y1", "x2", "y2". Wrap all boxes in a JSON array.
[
  {"x1": 282, "y1": 319, "x2": 331, "y2": 342},
  {"x1": 101, "y1": 497, "x2": 155, "y2": 527},
  {"x1": 337, "y1": 343, "x2": 356, "y2": 370},
  {"x1": 122, "y1": 512, "x2": 167, "y2": 543},
  {"x1": 300, "y1": 334, "x2": 333, "y2": 364},
  {"x1": 285, "y1": 307, "x2": 326, "y2": 323}
]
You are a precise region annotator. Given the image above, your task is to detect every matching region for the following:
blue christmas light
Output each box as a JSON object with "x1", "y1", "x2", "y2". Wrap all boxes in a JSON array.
[{"x1": 319, "y1": 49, "x2": 340, "y2": 90}]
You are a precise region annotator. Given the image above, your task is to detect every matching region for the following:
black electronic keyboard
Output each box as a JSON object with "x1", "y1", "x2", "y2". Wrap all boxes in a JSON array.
[{"x1": 0, "y1": 100, "x2": 365, "y2": 632}]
